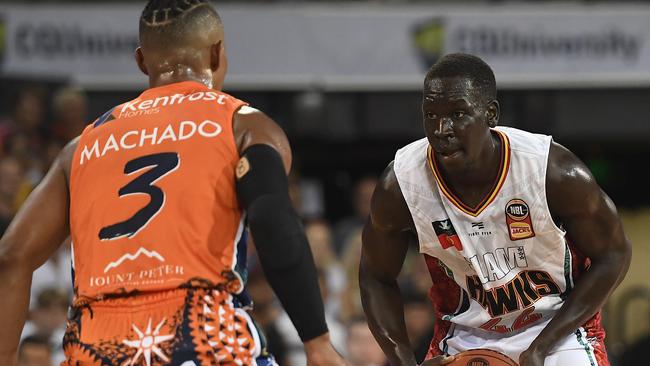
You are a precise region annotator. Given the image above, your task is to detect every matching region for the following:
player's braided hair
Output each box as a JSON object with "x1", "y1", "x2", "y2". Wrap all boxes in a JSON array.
[
  {"x1": 140, "y1": 0, "x2": 213, "y2": 26},
  {"x1": 425, "y1": 53, "x2": 497, "y2": 101}
]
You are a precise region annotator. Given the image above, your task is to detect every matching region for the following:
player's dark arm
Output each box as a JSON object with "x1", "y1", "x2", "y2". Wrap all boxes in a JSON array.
[
  {"x1": 233, "y1": 107, "x2": 344, "y2": 366},
  {"x1": 359, "y1": 163, "x2": 425, "y2": 366},
  {"x1": 520, "y1": 143, "x2": 632, "y2": 365},
  {"x1": 0, "y1": 141, "x2": 76, "y2": 365}
]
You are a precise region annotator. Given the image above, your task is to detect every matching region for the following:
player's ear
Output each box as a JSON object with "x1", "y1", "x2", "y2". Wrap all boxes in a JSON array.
[
  {"x1": 210, "y1": 40, "x2": 226, "y2": 72},
  {"x1": 135, "y1": 47, "x2": 149, "y2": 76},
  {"x1": 486, "y1": 100, "x2": 499, "y2": 128},
  {"x1": 210, "y1": 41, "x2": 228, "y2": 90}
]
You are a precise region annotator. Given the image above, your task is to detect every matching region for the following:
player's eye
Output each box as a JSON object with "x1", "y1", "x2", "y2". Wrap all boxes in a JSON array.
[
  {"x1": 454, "y1": 111, "x2": 466, "y2": 118},
  {"x1": 426, "y1": 112, "x2": 437, "y2": 119}
]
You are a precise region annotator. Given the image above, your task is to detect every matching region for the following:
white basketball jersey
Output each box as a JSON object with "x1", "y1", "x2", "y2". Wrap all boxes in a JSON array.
[
  {"x1": 394, "y1": 127, "x2": 608, "y2": 363},
  {"x1": 395, "y1": 127, "x2": 582, "y2": 332}
]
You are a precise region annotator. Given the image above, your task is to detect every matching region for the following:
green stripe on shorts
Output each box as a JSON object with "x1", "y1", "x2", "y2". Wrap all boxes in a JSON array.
[{"x1": 575, "y1": 329, "x2": 596, "y2": 366}]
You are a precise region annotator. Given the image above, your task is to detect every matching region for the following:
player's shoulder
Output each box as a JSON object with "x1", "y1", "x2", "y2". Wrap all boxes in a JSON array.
[
  {"x1": 546, "y1": 142, "x2": 595, "y2": 187},
  {"x1": 232, "y1": 106, "x2": 292, "y2": 172},
  {"x1": 546, "y1": 142, "x2": 606, "y2": 217},
  {"x1": 234, "y1": 105, "x2": 270, "y2": 122},
  {"x1": 232, "y1": 105, "x2": 285, "y2": 146},
  {"x1": 370, "y1": 161, "x2": 413, "y2": 232},
  {"x1": 396, "y1": 137, "x2": 429, "y2": 156},
  {"x1": 494, "y1": 126, "x2": 551, "y2": 157},
  {"x1": 58, "y1": 137, "x2": 81, "y2": 182}
]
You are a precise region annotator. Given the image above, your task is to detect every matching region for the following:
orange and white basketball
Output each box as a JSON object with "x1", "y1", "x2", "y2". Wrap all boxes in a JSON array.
[{"x1": 449, "y1": 349, "x2": 518, "y2": 366}]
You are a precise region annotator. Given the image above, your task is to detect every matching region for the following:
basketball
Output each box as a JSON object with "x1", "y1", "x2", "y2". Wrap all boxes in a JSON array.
[{"x1": 448, "y1": 349, "x2": 519, "y2": 366}]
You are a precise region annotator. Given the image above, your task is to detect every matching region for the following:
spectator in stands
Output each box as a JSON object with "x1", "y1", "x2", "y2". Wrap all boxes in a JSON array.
[
  {"x1": 0, "y1": 156, "x2": 26, "y2": 234},
  {"x1": 288, "y1": 169, "x2": 325, "y2": 221},
  {"x1": 18, "y1": 335, "x2": 52, "y2": 366},
  {"x1": 333, "y1": 176, "x2": 376, "y2": 256},
  {"x1": 619, "y1": 333, "x2": 650, "y2": 366},
  {"x1": 306, "y1": 220, "x2": 338, "y2": 270},
  {"x1": 50, "y1": 87, "x2": 88, "y2": 143},
  {"x1": 305, "y1": 220, "x2": 346, "y2": 310},
  {"x1": 403, "y1": 292, "x2": 434, "y2": 362},
  {"x1": 2, "y1": 86, "x2": 49, "y2": 186},
  {"x1": 0, "y1": 86, "x2": 47, "y2": 153},
  {"x1": 276, "y1": 269, "x2": 347, "y2": 366},
  {"x1": 339, "y1": 228, "x2": 364, "y2": 323},
  {"x1": 42, "y1": 140, "x2": 64, "y2": 175},
  {"x1": 346, "y1": 317, "x2": 387, "y2": 366},
  {"x1": 246, "y1": 267, "x2": 289, "y2": 366},
  {"x1": 30, "y1": 240, "x2": 72, "y2": 310},
  {"x1": 21, "y1": 288, "x2": 68, "y2": 364},
  {"x1": 399, "y1": 249, "x2": 434, "y2": 300}
]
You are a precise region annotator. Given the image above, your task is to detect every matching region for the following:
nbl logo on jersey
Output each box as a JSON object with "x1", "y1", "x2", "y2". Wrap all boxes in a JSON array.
[
  {"x1": 432, "y1": 219, "x2": 463, "y2": 251},
  {"x1": 505, "y1": 199, "x2": 535, "y2": 241}
]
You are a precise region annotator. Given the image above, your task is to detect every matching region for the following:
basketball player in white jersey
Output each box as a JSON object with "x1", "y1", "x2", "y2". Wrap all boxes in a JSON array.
[{"x1": 359, "y1": 53, "x2": 631, "y2": 366}]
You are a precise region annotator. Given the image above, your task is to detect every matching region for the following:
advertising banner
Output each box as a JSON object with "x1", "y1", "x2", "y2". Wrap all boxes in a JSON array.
[{"x1": 1, "y1": 4, "x2": 649, "y2": 90}]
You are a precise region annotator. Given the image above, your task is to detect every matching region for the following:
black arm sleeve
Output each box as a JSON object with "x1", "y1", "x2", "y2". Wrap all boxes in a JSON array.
[{"x1": 235, "y1": 144, "x2": 328, "y2": 342}]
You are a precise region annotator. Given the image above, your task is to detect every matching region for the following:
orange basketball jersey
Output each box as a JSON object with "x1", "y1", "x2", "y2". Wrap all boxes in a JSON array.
[{"x1": 70, "y1": 81, "x2": 247, "y2": 304}]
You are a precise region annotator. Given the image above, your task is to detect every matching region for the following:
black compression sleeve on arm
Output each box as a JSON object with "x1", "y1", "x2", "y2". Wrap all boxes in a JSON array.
[{"x1": 235, "y1": 144, "x2": 328, "y2": 342}]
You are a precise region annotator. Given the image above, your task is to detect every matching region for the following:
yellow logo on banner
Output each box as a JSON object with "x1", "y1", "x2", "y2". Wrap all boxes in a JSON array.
[
  {"x1": 412, "y1": 18, "x2": 445, "y2": 68},
  {"x1": 0, "y1": 16, "x2": 5, "y2": 64}
]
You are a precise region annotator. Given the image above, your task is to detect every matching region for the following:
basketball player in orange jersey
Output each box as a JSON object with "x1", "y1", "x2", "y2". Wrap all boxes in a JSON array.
[
  {"x1": 0, "y1": 1, "x2": 346, "y2": 365},
  {"x1": 360, "y1": 54, "x2": 631, "y2": 366}
]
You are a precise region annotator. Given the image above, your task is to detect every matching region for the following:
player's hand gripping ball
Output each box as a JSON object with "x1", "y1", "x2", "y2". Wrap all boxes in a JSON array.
[{"x1": 427, "y1": 349, "x2": 518, "y2": 366}]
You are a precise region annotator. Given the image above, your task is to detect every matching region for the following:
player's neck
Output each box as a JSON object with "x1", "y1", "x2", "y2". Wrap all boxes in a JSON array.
[{"x1": 149, "y1": 68, "x2": 215, "y2": 90}]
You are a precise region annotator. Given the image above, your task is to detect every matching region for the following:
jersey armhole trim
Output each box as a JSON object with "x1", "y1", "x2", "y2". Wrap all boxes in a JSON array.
[
  {"x1": 231, "y1": 101, "x2": 251, "y2": 160},
  {"x1": 93, "y1": 107, "x2": 117, "y2": 128},
  {"x1": 542, "y1": 137, "x2": 567, "y2": 235},
  {"x1": 393, "y1": 147, "x2": 431, "y2": 254}
]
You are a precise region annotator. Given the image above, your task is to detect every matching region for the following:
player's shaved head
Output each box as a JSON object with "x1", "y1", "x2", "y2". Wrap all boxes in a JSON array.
[
  {"x1": 139, "y1": 0, "x2": 223, "y2": 50},
  {"x1": 136, "y1": 0, "x2": 227, "y2": 89},
  {"x1": 425, "y1": 53, "x2": 497, "y2": 102}
]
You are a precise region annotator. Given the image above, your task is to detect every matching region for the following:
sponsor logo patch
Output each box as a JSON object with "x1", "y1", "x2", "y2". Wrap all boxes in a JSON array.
[
  {"x1": 505, "y1": 199, "x2": 535, "y2": 241},
  {"x1": 235, "y1": 157, "x2": 250, "y2": 179}
]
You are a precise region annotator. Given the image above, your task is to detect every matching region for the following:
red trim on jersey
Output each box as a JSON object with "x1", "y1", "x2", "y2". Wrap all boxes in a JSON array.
[
  {"x1": 426, "y1": 318, "x2": 452, "y2": 359},
  {"x1": 583, "y1": 311, "x2": 609, "y2": 366},
  {"x1": 423, "y1": 254, "x2": 462, "y2": 357},
  {"x1": 568, "y1": 239, "x2": 592, "y2": 284}
]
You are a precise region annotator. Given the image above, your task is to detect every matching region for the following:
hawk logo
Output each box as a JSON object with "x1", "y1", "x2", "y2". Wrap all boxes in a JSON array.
[
  {"x1": 432, "y1": 219, "x2": 463, "y2": 251},
  {"x1": 412, "y1": 18, "x2": 445, "y2": 70}
]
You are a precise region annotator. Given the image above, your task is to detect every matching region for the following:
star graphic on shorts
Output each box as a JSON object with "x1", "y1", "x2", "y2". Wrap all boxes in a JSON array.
[{"x1": 123, "y1": 318, "x2": 174, "y2": 366}]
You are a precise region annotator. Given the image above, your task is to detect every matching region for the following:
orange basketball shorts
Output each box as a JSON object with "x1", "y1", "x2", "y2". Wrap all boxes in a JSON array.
[{"x1": 61, "y1": 288, "x2": 277, "y2": 366}]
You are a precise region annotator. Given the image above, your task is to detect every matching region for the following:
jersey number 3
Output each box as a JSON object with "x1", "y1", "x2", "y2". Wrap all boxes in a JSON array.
[{"x1": 99, "y1": 152, "x2": 180, "y2": 240}]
